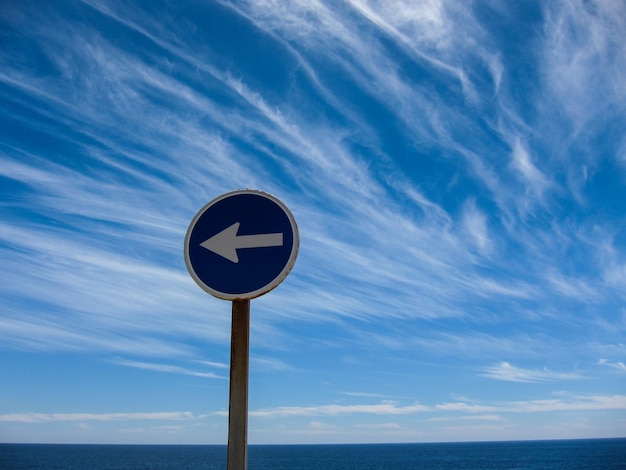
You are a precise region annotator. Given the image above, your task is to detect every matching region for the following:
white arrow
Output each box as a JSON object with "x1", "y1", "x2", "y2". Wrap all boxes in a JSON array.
[{"x1": 200, "y1": 222, "x2": 283, "y2": 263}]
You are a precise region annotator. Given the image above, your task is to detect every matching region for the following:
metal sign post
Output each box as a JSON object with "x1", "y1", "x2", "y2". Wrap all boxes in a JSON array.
[
  {"x1": 227, "y1": 299, "x2": 250, "y2": 470},
  {"x1": 185, "y1": 190, "x2": 299, "y2": 470}
]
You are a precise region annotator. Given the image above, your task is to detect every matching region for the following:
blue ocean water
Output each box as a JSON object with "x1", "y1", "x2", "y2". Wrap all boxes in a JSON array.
[{"x1": 1, "y1": 438, "x2": 625, "y2": 469}]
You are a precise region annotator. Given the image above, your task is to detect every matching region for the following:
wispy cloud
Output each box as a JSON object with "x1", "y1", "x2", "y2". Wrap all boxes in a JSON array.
[
  {"x1": 0, "y1": 412, "x2": 197, "y2": 423},
  {"x1": 111, "y1": 358, "x2": 225, "y2": 379},
  {"x1": 196, "y1": 360, "x2": 230, "y2": 370},
  {"x1": 597, "y1": 359, "x2": 626, "y2": 373},
  {"x1": 435, "y1": 402, "x2": 497, "y2": 413},
  {"x1": 252, "y1": 356, "x2": 296, "y2": 372},
  {"x1": 6, "y1": 394, "x2": 623, "y2": 425},
  {"x1": 509, "y1": 137, "x2": 552, "y2": 210},
  {"x1": 504, "y1": 394, "x2": 626, "y2": 413},
  {"x1": 409, "y1": 332, "x2": 546, "y2": 360},
  {"x1": 245, "y1": 402, "x2": 429, "y2": 418},
  {"x1": 342, "y1": 392, "x2": 395, "y2": 399},
  {"x1": 461, "y1": 199, "x2": 493, "y2": 257},
  {"x1": 541, "y1": 0, "x2": 626, "y2": 134},
  {"x1": 481, "y1": 362, "x2": 586, "y2": 383},
  {"x1": 427, "y1": 414, "x2": 503, "y2": 423},
  {"x1": 240, "y1": 393, "x2": 626, "y2": 418}
]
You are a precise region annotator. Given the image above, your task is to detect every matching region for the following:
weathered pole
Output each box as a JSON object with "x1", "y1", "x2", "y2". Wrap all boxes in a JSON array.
[
  {"x1": 184, "y1": 191, "x2": 299, "y2": 469},
  {"x1": 227, "y1": 299, "x2": 250, "y2": 470}
]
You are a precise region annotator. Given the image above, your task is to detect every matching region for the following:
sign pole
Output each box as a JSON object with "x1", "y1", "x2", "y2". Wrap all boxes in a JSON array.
[
  {"x1": 184, "y1": 190, "x2": 299, "y2": 469},
  {"x1": 227, "y1": 299, "x2": 250, "y2": 470}
]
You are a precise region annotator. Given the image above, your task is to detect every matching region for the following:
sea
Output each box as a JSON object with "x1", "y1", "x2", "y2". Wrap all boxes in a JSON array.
[{"x1": 1, "y1": 438, "x2": 625, "y2": 469}]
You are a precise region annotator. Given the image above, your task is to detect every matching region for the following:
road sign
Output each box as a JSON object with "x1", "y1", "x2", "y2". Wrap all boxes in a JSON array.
[{"x1": 184, "y1": 190, "x2": 299, "y2": 300}]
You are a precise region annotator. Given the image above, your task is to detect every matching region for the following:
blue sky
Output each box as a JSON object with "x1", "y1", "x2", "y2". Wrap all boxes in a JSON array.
[{"x1": 1, "y1": 0, "x2": 625, "y2": 445}]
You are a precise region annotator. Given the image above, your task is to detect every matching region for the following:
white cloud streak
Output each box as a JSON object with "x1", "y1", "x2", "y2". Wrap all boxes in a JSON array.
[
  {"x1": 247, "y1": 402, "x2": 430, "y2": 418},
  {"x1": 0, "y1": 412, "x2": 197, "y2": 424},
  {"x1": 237, "y1": 394, "x2": 626, "y2": 418},
  {"x1": 597, "y1": 359, "x2": 626, "y2": 373},
  {"x1": 111, "y1": 358, "x2": 225, "y2": 379},
  {"x1": 482, "y1": 362, "x2": 586, "y2": 383},
  {"x1": 4, "y1": 394, "x2": 624, "y2": 425}
]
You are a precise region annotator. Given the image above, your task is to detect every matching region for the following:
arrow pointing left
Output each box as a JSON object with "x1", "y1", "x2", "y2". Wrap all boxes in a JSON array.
[{"x1": 200, "y1": 222, "x2": 283, "y2": 263}]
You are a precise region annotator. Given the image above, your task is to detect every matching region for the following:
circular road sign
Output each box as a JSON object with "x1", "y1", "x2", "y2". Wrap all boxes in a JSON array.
[{"x1": 184, "y1": 190, "x2": 299, "y2": 300}]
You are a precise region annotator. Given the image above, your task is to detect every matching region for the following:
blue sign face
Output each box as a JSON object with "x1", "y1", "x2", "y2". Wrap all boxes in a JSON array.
[{"x1": 185, "y1": 190, "x2": 299, "y2": 300}]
